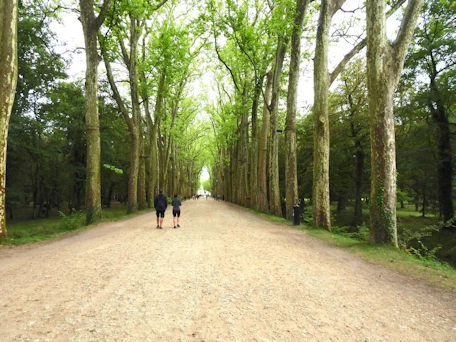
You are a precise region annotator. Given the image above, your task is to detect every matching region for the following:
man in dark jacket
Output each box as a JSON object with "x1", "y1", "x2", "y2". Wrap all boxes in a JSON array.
[{"x1": 154, "y1": 189, "x2": 167, "y2": 229}]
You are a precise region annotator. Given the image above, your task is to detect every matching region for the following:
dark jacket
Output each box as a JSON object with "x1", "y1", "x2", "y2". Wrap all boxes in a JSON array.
[
  {"x1": 154, "y1": 193, "x2": 167, "y2": 210},
  {"x1": 171, "y1": 197, "x2": 181, "y2": 211}
]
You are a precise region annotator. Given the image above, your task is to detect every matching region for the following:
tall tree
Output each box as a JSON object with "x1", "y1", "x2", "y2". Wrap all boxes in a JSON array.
[
  {"x1": 329, "y1": 60, "x2": 370, "y2": 226},
  {"x1": 312, "y1": 0, "x2": 406, "y2": 229},
  {"x1": 367, "y1": 0, "x2": 424, "y2": 245},
  {"x1": 258, "y1": 71, "x2": 273, "y2": 213},
  {"x1": 8, "y1": 0, "x2": 66, "y2": 220},
  {"x1": 79, "y1": 0, "x2": 111, "y2": 223},
  {"x1": 0, "y1": 0, "x2": 18, "y2": 237},
  {"x1": 312, "y1": 0, "x2": 345, "y2": 229},
  {"x1": 269, "y1": 36, "x2": 288, "y2": 217},
  {"x1": 284, "y1": 0, "x2": 309, "y2": 219},
  {"x1": 406, "y1": 0, "x2": 456, "y2": 223}
]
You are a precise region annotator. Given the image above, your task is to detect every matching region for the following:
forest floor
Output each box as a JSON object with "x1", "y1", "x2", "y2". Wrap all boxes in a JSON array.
[{"x1": 1, "y1": 199, "x2": 455, "y2": 341}]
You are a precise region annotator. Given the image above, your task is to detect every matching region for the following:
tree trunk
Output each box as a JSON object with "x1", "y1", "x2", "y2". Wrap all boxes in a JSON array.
[
  {"x1": 353, "y1": 145, "x2": 364, "y2": 226},
  {"x1": 231, "y1": 141, "x2": 238, "y2": 204},
  {"x1": 138, "y1": 130, "x2": 147, "y2": 210},
  {"x1": 239, "y1": 88, "x2": 249, "y2": 207},
  {"x1": 269, "y1": 38, "x2": 287, "y2": 217},
  {"x1": 226, "y1": 147, "x2": 232, "y2": 202},
  {"x1": 162, "y1": 100, "x2": 179, "y2": 195},
  {"x1": 285, "y1": 0, "x2": 309, "y2": 220},
  {"x1": 149, "y1": 73, "x2": 165, "y2": 199},
  {"x1": 102, "y1": 14, "x2": 141, "y2": 214},
  {"x1": 422, "y1": 184, "x2": 426, "y2": 218},
  {"x1": 366, "y1": 0, "x2": 423, "y2": 246},
  {"x1": 336, "y1": 195, "x2": 346, "y2": 212},
  {"x1": 79, "y1": 0, "x2": 110, "y2": 224},
  {"x1": 107, "y1": 182, "x2": 114, "y2": 208},
  {"x1": 0, "y1": 0, "x2": 18, "y2": 237},
  {"x1": 250, "y1": 77, "x2": 263, "y2": 210},
  {"x1": 127, "y1": 130, "x2": 140, "y2": 213},
  {"x1": 429, "y1": 77, "x2": 454, "y2": 222},
  {"x1": 81, "y1": 27, "x2": 102, "y2": 224},
  {"x1": 311, "y1": 0, "x2": 404, "y2": 229},
  {"x1": 258, "y1": 71, "x2": 273, "y2": 213},
  {"x1": 151, "y1": 119, "x2": 159, "y2": 195},
  {"x1": 127, "y1": 15, "x2": 141, "y2": 213},
  {"x1": 312, "y1": 0, "x2": 333, "y2": 229}
]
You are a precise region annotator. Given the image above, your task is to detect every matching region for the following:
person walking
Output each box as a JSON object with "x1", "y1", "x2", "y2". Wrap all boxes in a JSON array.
[
  {"x1": 171, "y1": 193, "x2": 182, "y2": 229},
  {"x1": 154, "y1": 189, "x2": 167, "y2": 229}
]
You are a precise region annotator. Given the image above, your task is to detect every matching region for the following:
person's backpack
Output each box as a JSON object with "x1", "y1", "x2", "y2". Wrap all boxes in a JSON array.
[{"x1": 156, "y1": 197, "x2": 166, "y2": 210}]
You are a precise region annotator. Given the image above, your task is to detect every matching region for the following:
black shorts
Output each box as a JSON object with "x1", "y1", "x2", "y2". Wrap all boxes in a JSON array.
[
  {"x1": 172, "y1": 210, "x2": 181, "y2": 217},
  {"x1": 156, "y1": 210, "x2": 165, "y2": 218}
]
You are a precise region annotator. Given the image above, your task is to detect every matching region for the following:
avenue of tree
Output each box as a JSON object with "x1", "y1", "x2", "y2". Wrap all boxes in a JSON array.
[{"x1": 0, "y1": 0, "x2": 455, "y2": 254}]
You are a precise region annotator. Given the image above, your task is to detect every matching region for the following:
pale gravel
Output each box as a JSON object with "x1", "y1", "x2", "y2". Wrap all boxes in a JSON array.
[{"x1": 0, "y1": 199, "x2": 455, "y2": 341}]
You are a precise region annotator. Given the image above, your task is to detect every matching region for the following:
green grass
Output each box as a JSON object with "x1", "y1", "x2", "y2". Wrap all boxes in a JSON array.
[
  {"x1": 251, "y1": 206, "x2": 456, "y2": 293},
  {"x1": 304, "y1": 227, "x2": 456, "y2": 292},
  {"x1": 253, "y1": 211, "x2": 289, "y2": 224},
  {"x1": 1, "y1": 205, "x2": 153, "y2": 246}
]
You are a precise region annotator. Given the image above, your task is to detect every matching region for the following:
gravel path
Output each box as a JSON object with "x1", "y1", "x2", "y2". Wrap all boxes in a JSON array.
[{"x1": 1, "y1": 199, "x2": 455, "y2": 341}]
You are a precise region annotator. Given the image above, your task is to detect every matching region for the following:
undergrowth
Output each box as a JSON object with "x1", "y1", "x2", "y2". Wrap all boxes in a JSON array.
[{"x1": 1, "y1": 207, "x2": 150, "y2": 245}]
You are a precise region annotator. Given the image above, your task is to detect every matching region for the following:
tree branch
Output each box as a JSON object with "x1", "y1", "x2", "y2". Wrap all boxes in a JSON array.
[
  {"x1": 93, "y1": 0, "x2": 111, "y2": 31},
  {"x1": 152, "y1": 0, "x2": 168, "y2": 11},
  {"x1": 329, "y1": 38, "x2": 366, "y2": 85},
  {"x1": 329, "y1": 0, "x2": 408, "y2": 85},
  {"x1": 100, "y1": 36, "x2": 134, "y2": 132},
  {"x1": 214, "y1": 32, "x2": 240, "y2": 92},
  {"x1": 119, "y1": 38, "x2": 131, "y2": 69},
  {"x1": 330, "y1": 0, "x2": 348, "y2": 17},
  {"x1": 392, "y1": 0, "x2": 425, "y2": 81}
]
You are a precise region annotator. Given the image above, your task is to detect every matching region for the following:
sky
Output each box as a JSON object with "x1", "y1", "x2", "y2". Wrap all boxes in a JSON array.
[{"x1": 200, "y1": 167, "x2": 210, "y2": 182}]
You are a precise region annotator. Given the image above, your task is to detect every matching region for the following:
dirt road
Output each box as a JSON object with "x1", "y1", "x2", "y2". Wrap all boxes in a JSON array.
[{"x1": 1, "y1": 199, "x2": 455, "y2": 341}]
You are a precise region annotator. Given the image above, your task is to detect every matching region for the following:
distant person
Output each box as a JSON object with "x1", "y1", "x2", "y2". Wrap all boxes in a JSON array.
[
  {"x1": 154, "y1": 189, "x2": 167, "y2": 229},
  {"x1": 171, "y1": 193, "x2": 182, "y2": 229}
]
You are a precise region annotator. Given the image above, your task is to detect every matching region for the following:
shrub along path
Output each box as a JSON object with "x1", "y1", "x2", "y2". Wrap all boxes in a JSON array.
[{"x1": 1, "y1": 199, "x2": 455, "y2": 341}]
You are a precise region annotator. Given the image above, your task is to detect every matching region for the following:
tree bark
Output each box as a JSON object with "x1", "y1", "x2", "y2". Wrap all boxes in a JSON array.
[
  {"x1": 285, "y1": 0, "x2": 309, "y2": 220},
  {"x1": 353, "y1": 141, "x2": 365, "y2": 226},
  {"x1": 428, "y1": 76, "x2": 454, "y2": 222},
  {"x1": 249, "y1": 77, "x2": 263, "y2": 210},
  {"x1": 102, "y1": 14, "x2": 141, "y2": 214},
  {"x1": 138, "y1": 129, "x2": 147, "y2": 210},
  {"x1": 239, "y1": 87, "x2": 249, "y2": 207},
  {"x1": 0, "y1": 0, "x2": 18, "y2": 237},
  {"x1": 367, "y1": 0, "x2": 424, "y2": 246},
  {"x1": 231, "y1": 141, "x2": 239, "y2": 204},
  {"x1": 79, "y1": 0, "x2": 111, "y2": 224},
  {"x1": 258, "y1": 71, "x2": 273, "y2": 213},
  {"x1": 269, "y1": 38, "x2": 287, "y2": 217},
  {"x1": 152, "y1": 72, "x2": 166, "y2": 196},
  {"x1": 126, "y1": 15, "x2": 141, "y2": 213},
  {"x1": 312, "y1": 0, "x2": 333, "y2": 229},
  {"x1": 312, "y1": 0, "x2": 406, "y2": 230}
]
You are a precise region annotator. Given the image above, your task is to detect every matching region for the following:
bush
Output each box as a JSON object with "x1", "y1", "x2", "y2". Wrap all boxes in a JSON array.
[
  {"x1": 58, "y1": 211, "x2": 86, "y2": 231},
  {"x1": 331, "y1": 225, "x2": 370, "y2": 242},
  {"x1": 399, "y1": 223, "x2": 442, "y2": 262}
]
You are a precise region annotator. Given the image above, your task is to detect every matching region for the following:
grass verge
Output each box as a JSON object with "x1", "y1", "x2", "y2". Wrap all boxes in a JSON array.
[
  {"x1": 252, "y1": 210, "x2": 456, "y2": 293},
  {"x1": 1, "y1": 207, "x2": 152, "y2": 246},
  {"x1": 304, "y1": 228, "x2": 456, "y2": 292}
]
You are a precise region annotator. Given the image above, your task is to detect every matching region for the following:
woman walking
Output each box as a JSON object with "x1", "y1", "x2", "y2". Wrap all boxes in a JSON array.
[{"x1": 172, "y1": 194, "x2": 182, "y2": 228}]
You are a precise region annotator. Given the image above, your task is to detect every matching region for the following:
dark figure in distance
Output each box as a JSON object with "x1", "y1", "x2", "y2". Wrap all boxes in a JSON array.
[
  {"x1": 154, "y1": 189, "x2": 167, "y2": 229},
  {"x1": 172, "y1": 193, "x2": 182, "y2": 228}
]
